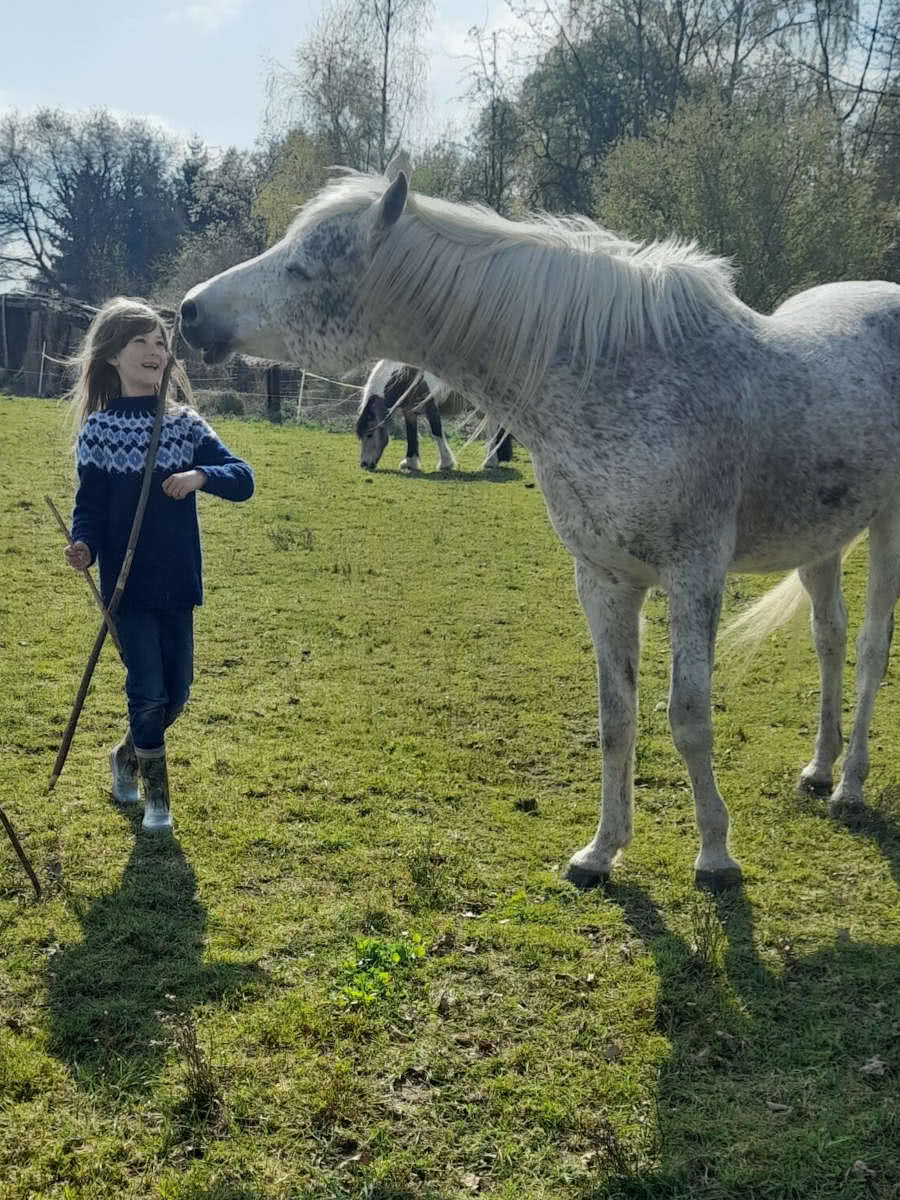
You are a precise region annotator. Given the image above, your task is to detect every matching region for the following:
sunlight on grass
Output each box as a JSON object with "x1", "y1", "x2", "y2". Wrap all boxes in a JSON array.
[{"x1": 1, "y1": 395, "x2": 898, "y2": 1198}]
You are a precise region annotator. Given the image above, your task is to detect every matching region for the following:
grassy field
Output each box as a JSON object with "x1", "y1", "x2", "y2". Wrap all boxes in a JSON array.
[{"x1": 1, "y1": 393, "x2": 898, "y2": 1200}]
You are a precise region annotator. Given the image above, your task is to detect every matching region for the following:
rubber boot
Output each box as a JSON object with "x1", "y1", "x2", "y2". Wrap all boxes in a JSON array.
[
  {"x1": 109, "y1": 729, "x2": 139, "y2": 805},
  {"x1": 135, "y1": 745, "x2": 174, "y2": 835}
]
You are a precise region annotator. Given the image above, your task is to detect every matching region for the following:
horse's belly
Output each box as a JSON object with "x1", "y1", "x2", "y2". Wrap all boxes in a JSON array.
[{"x1": 734, "y1": 471, "x2": 900, "y2": 573}]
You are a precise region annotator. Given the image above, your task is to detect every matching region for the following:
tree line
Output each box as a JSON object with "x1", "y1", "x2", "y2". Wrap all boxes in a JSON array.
[{"x1": 2, "y1": 0, "x2": 899, "y2": 313}]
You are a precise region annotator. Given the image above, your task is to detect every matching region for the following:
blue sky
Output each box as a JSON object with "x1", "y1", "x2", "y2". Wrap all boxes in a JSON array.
[{"x1": 2, "y1": 0, "x2": 527, "y2": 152}]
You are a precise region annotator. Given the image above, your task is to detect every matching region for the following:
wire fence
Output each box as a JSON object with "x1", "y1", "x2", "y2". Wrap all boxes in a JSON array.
[
  {"x1": 3, "y1": 349, "x2": 490, "y2": 441},
  {"x1": 4, "y1": 349, "x2": 365, "y2": 427}
]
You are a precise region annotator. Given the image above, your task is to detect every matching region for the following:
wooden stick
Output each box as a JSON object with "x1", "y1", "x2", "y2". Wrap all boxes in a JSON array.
[
  {"x1": 48, "y1": 333, "x2": 180, "y2": 791},
  {"x1": 45, "y1": 495, "x2": 123, "y2": 655},
  {"x1": 0, "y1": 804, "x2": 41, "y2": 899}
]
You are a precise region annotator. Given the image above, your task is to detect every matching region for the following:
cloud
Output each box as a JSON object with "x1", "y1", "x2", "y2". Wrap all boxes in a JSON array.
[
  {"x1": 167, "y1": 0, "x2": 245, "y2": 33},
  {"x1": 423, "y1": 1, "x2": 531, "y2": 124},
  {"x1": 426, "y1": 1, "x2": 525, "y2": 62}
]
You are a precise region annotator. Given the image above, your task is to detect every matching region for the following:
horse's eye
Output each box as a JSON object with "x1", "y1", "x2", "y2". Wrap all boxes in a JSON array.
[{"x1": 286, "y1": 262, "x2": 312, "y2": 281}]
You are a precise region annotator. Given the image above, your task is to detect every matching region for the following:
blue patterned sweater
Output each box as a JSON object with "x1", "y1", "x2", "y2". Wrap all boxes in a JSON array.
[{"x1": 72, "y1": 396, "x2": 254, "y2": 612}]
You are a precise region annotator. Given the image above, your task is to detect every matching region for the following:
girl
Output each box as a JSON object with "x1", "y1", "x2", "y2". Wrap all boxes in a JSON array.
[{"x1": 65, "y1": 297, "x2": 254, "y2": 835}]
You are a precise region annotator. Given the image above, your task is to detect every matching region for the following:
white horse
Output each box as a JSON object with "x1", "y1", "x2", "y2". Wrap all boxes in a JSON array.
[{"x1": 180, "y1": 159, "x2": 900, "y2": 890}]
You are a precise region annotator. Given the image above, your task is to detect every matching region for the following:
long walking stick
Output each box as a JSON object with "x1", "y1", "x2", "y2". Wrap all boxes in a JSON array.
[
  {"x1": 0, "y1": 807, "x2": 41, "y2": 898},
  {"x1": 48, "y1": 336, "x2": 179, "y2": 791},
  {"x1": 45, "y1": 495, "x2": 122, "y2": 655}
]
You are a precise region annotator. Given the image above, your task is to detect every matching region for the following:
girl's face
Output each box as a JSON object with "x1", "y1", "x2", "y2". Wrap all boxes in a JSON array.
[{"x1": 109, "y1": 326, "x2": 167, "y2": 396}]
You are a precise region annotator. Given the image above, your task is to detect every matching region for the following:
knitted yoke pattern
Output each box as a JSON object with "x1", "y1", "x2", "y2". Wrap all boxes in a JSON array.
[{"x1": 71, "y1": 397, "x2": 254, "y2": 613}]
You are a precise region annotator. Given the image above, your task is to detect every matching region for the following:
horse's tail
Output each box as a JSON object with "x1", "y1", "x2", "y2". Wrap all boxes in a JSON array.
[
  {"x1": 718, "y1": 570, "x2": 808, "y2": 656},
  {"x1": 718, "y1": 533, "x2": 866, "y2": 658}
]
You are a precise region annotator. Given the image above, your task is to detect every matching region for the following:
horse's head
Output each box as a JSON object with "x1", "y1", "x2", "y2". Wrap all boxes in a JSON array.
[
  {"x1": 179, "y1": 168, "x2": 410, "y2": 377},
  {"x1": 355, "y1": 392, "x2": 389, "y2": 470}
]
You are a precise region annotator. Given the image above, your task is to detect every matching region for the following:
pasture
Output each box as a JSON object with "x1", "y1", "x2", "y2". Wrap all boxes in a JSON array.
[{"x1": 1, "y1": 393, "x2": 898, "y2": 1199}]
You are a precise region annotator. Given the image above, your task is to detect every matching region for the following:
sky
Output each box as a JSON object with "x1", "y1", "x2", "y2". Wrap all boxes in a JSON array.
[{"x1": 1, "y1": 0, "x2": 529, "y2": 153}]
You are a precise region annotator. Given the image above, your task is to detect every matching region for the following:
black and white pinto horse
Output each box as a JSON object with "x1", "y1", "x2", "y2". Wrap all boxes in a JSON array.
[
  {"x1": 181, "y1": 158, "x2": 900, "y2": 891},
  {"x1": 356, "y1": 358, "x2": 513, "y2": 471}
]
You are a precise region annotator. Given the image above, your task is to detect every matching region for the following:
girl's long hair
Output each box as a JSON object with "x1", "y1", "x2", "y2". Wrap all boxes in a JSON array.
[{"x1": 66, "y1": 296, "x2": 193, "y2": 431}]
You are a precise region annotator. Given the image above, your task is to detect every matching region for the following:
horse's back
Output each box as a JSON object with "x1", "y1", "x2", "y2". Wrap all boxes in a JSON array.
[
  {"x1": 771, "y1": 280, "x2": 900, "y2": 329},
  {"x1": 763, "y1": 278, "x2": 900, "y2": 395},
  {"x1": 728, "y1": 280, "x2": 900, "y2": 572}
]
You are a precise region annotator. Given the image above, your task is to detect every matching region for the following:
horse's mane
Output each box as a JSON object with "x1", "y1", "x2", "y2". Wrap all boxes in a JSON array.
[{"x1": 295, "y1": 173, "x2": 745, "y2": 402}]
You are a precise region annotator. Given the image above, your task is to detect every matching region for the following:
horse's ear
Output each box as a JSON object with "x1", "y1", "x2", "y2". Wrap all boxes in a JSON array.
[
  {"x1": 385, "y1": 150, "x2": 411, "y2": 181},
  {"x1": 378, "y1": 171, "x2": 408, "y2": 230}
]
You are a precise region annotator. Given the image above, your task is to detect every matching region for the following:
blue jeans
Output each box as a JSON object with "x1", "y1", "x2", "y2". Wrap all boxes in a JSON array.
[{"x1": 115, "y1": 608, "x2": 194, "y2": 751}]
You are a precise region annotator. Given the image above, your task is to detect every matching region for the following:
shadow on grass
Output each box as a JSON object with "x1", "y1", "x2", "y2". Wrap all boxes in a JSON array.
[
  {"x1": 46, "y1": 807, "x2": 267, "y2": 1094},
  {"x1": 797, "y1": 779, "x2": 900, "y2": 895},
  {"x1": 370, "y1": 465, "x2": 524, "y2": 484},
  {"x1": 587, "y1": 871, "x2": 900, "y2": 1199}
]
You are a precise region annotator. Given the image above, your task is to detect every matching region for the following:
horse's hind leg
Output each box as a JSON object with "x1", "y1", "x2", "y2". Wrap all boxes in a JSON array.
[
  {"x1": 483, "y1": 423, "x2": 506, "y2": 468},
  {"x1": 832, "y1": 509, "x2": 900, "y2": 814},
  {"x1": 798, "y1": 553, "x2": 846, "y2": 793},
  {"x1": 424, "y1": 399, "x2": 456, "y2": 470},
  {"x1": 666, "y1": 566, "x2": 742, "y2": 889},
  {"x1": 565, "y1": 562, "x2": 645, "y2": 887}
]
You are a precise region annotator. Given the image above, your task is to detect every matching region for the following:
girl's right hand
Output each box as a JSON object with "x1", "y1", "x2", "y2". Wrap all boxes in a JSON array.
[{"x1": 66, "y1": 541, "x2": 91, "y2": 571}]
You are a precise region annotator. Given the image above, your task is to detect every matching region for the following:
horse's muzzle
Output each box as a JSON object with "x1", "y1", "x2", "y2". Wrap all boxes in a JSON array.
[{"x1": 179, "y1": 297, "x2": 233, "y2": 364}]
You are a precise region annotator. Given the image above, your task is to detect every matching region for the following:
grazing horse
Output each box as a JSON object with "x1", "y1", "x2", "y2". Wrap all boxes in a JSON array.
[
  {"x1": 356, "y1": 359, "x2": 457, "y2": 471},
  {"x1": 180, "y1": 160, "x2": 900, "y2": 890},
  {"x1": 356, "y1": 359, "x2": 513, "y2": 471}
]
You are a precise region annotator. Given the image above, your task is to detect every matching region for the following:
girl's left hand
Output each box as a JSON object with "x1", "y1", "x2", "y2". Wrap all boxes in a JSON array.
[{"x1": 162, "y1": 469, "x2": 208, "y2": 500}]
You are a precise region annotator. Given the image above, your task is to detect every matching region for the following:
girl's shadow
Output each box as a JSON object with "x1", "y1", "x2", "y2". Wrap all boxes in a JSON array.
[{"x1": 47, "y1": 810, "x2": 267, "y2": 1094}]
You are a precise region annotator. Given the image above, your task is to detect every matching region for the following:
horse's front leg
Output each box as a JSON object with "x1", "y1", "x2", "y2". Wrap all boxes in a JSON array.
[
  {"x1": 666, "y1": 568, "x2": 742, "y2": 889},
  {"x1": 565, "y1": 562, "x2": 646, "y2": 887},
  {"x1": 399, "y1": 411, "x2": 421, "y2": 472}
]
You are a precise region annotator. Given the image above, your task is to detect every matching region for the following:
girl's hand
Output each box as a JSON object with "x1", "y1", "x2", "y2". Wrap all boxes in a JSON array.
[
  {"x1": 162, "y1": 469, "x2": 208, "y2": 500},
  {"x1": 66, "y1": 541, "x2": 91, "y2": 571}
]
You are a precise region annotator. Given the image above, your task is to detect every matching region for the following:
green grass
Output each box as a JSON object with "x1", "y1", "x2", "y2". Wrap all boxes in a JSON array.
[{"x1": 1, "y1": 394, "x2": 898, "y2": 1199}]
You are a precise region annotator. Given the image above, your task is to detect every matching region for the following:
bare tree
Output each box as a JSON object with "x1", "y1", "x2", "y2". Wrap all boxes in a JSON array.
[
  {"x1": 266, "y1": 0, "x2": 431, "y2": 172},
  {"x1": 465, "y1": 27, "x2": 523, "y2": 212}
]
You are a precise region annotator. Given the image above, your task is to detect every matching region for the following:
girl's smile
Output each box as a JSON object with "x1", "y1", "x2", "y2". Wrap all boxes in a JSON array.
[{"x1": 109, "y1": 328, "x2": 167, "y2": 396}]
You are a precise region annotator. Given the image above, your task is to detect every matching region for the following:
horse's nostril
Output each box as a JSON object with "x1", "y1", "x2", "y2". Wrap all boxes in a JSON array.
[{"x1": 180, "y1": 300, "x2": 198, "y2": 325}]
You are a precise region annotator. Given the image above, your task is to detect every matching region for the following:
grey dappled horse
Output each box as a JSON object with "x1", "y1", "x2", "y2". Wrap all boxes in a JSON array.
[
  {"x1": 356, "y1": 359, "x2": 513, "y2": 472},
  {"x1": 180, "y1": 160, "x2": 900, "y2": 890}
]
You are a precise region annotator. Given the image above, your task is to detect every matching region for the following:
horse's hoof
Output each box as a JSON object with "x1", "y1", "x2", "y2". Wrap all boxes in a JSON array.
[
  {"x1": 564, "y1": 862, "x2": 610, "y2": 890},
  {"x1": 829, "y1": 795, "x2": 863, "y2": 820},
  {"x1": 694, "y1": 866, "x2": 742, "y2": 892},
  {"x1": 799, "y1": 774, "x2": 832, "y2": 797}
]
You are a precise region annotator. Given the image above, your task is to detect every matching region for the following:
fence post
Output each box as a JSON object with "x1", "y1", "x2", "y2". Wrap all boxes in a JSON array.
[
  {"x1": 0, "y1": 294, "x2": 7, "y2": 371},
  {"x1": 296, "y1": 370, "x2": 305, "y2": 421},
  {"x1": 265, "y1": 364, "x2": 281, "y2": 423},
  {"x1": 37, "y1": 340, "x2": 46, "y2": 397}
]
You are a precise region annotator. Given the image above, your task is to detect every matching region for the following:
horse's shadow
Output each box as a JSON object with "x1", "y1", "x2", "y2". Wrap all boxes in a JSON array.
[
  {"x1": 796, "y1": 778, "x2": 900, "y2": 894},
  {"x1": 47, "y1": 807, "x2": 267, "y2": 1093},
  {"x1": 373, "y1": 465, "x2": 524, "y2": 484},
  {"x1": 589, "y1": 805, "x2": 900, "y2": 1195}
]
